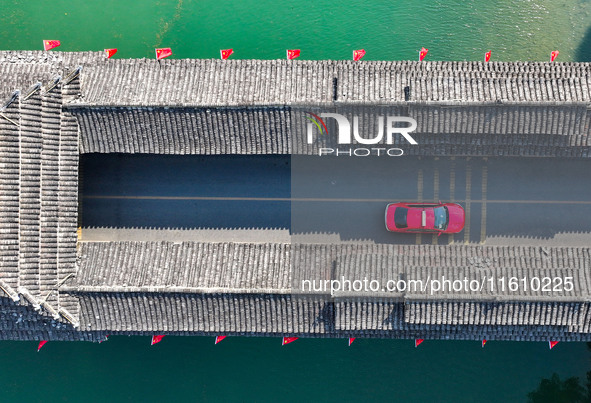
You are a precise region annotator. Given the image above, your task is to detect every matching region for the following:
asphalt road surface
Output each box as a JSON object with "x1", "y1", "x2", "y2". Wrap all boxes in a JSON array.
[{"x1": 80, "y1": 154, "x2": 591, "y2": 246}]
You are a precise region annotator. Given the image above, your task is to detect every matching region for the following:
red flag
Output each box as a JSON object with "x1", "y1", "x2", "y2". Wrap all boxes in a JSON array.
[
  {"x1": 105, "y1": 49, "x2": 118, "y2": 59},
  {"x1": 419, "y1": 47, "x2": 428, "y2": 61},
  {"x1": 550, "y1": 50, "x2": 559, "y2": 62},
  {"x1": 287, "y1": 49, "x2": 300, "y2": 60},
  {"x1": 549, "y1": 340, "x2": 559, "y2": 349},
  {"x1": 220, "y1": 49, "x2": 233, "y2": 60},
  {"x1": 348, "y1": 338, "x2": 356, "y2": 346},
  {"x1": 415, "y1": 338, "x2": 424, "y2": 347},
  {"x1": 151, "y1": 335, "x2": 165, "y2": 345},
  {"x1": 155, "y1": 48, "x2": 172, "y2": 60},
  {"x1": 37, "y1": 340, "x2": 48, "y2": 351},
  {"x1": 215, "y1": 336, "x2": 227, "y2": 344},
  {"x1": 482, "y1": 339, "x2": 487, "y2": 348},
  {"x1": 485, "y1": 51, "x2": 491, "y2": 63},
  {"x1": 43, "y1": 40, "x2": 60, "y2": 51},
  {"x1": 282, "y1": 337, "x2": 298, "y2": 345},
  {"x1": 353, "y1": 49, "x2": 365, "y2": 61}
]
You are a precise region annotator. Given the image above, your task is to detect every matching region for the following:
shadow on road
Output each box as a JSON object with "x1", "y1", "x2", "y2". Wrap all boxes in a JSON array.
[{"x1": 80, "y1": 154, "x2": 591, "y2": 245}]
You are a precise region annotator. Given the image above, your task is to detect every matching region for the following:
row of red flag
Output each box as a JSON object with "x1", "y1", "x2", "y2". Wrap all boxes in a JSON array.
[
  {"x1": 37, "y1": 337, "x2": 561, "y2": 350},
  {"x1": 42, "y1": 40, "x2": 560, "y2": 62}
]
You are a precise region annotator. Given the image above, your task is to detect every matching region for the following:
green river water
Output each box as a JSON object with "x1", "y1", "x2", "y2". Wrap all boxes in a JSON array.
[{"x1": 1, "y1": 0, "x2": 591, "y2": 401}]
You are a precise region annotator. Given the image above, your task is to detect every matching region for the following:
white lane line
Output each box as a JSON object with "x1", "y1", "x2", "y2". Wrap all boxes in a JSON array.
[{"x1": 83, "y1": 195, "x2": 591, "y2": 204}]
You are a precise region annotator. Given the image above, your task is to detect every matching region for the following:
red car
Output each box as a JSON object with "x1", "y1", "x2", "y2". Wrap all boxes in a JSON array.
[{"x1": 385, "y1": 202, "x2": 465, "y2": 234}]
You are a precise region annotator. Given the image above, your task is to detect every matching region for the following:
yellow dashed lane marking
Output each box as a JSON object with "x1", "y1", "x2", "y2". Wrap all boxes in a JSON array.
[
  {"x1": 464, "y1": 162, "x2": 472, "y2": 244},
  {"x1": 432, "y1": 168, "x2": 439, "y2": 245},
  {"x1": 480, "y1": 163, "x2": 488, "y2": 244},
  {"x1": 416, "y1": 169, "x2": 423, "y2": 245},
  {"x1": 448, "y1": 158, "x2": 456, "y2": 245}
]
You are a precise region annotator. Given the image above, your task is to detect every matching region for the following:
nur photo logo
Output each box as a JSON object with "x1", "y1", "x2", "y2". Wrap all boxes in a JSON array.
[{"x1": 304, "y1": 111, "x2": 418, "y2": 156}]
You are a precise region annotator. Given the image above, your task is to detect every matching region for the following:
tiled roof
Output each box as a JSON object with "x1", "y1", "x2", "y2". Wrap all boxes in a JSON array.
[
  {"x1": 73, "y1": 106, "x2": 292, "y2": 154},
  {"x1": 0, "y1": 100, "x2": 20, "y2": 289},
  {"x1": 0, "y1": 60, "x2": 87, "y2": 339},
  {"x1": 3, "y1": 51, "x2": 591, "y2": 105},
  {"x1": 69, "y1": 293, "x2": 591, "y2": 341},
  {"x1": 0, "y1": 295, "x2": 102, "y2": 341},
  {"x1": 72, "y1": 58, "x2": 591, "y2": 105},
  {"x1": 68, "y1": 241, "x2": 591, "y2": 341},
  {"x1": 76, "y1": 241, "x2": 293, "y2": 293},
  {"x1": 75, "y1": 242, "x2": 591, "y2": 299},
  {"x1": 72, "y1": 105, "x2": 591, "y2": 157}
]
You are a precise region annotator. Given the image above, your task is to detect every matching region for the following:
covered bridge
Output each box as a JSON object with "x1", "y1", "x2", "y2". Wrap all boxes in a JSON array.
[{"x1": 0, "y1": 51, "x2": 590, "y2": 342}]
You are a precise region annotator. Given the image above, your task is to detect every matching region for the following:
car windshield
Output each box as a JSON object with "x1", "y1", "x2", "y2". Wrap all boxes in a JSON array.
[
  {"x1": 394, "y1": 207, "x2": 408, "y2": 228},
  {"x1": 433, "y1": 206, "x2": 448, "y2": 230}
]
